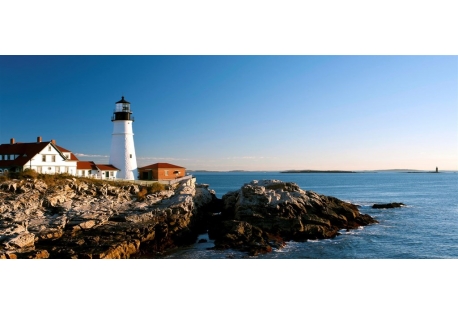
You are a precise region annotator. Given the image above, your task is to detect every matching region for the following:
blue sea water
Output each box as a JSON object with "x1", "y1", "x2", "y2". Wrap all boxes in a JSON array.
[{"x1": 164, "y1": 171, "x2": 458, "y2": 259}]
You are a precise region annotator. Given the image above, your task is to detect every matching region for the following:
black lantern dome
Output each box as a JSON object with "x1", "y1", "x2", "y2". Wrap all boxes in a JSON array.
[{"x1": 112, "y1": 96, "x2": 134, "y2": 121}]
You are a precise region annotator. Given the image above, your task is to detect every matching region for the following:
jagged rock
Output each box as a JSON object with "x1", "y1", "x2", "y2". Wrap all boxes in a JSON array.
[
  {"x1": 2, "y1": 232, "x2": 35, "y2": 249},
  {"x1": 209, "y1": 180, "x2": 377, "y2": 255},
  {"x1": 0, "y1": 177, "x2": 216, "y2": 259}
]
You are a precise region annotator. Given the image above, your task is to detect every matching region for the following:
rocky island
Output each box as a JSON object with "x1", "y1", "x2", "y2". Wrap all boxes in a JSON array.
[
  {"x1": 208, "y1": 180, "x2": 377, "y2": 255},
  {"x1": 0, "y1": 175, "x2": 378, "y2": 258}
]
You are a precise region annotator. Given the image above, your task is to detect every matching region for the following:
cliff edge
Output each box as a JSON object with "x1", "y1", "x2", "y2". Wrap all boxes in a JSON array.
[{"x1": 0, "y1": 177, "x2": 216, "y2": 259}]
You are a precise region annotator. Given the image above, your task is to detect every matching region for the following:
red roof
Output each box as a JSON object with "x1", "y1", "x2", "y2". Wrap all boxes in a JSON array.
[
  {"x1": 76, "y1": 162, "x2": 119, "y2": 171},
  {"x1": 96, "y1": 164, "x2": 119, "y2": 171},
  {"x1": 0, "y1": 140, "x2": 78, "y2": 168},
  {"x1": 77, "y1": 161, "x2": 98, "y2": 170},
  {"x1": 56, "y1": 145, "x2": 79, "y2": 160},
  {"x1": 138, "y1": 162, "x2": 185, "y2": 170}
]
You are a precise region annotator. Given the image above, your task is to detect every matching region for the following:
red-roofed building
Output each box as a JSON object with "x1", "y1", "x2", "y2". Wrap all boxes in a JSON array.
[
  {"x1": 0, "y1": 137, "x2": 119, "y2": 180},
  {"x1": 76, "y1": 161, "x2": 119, "y2": 179},
  {"x1": 138, "y1": 163, "x2": 186, "y2": 181},
  {"x1": 0, "y1": 137, "x2": 78, "y2": 176}
]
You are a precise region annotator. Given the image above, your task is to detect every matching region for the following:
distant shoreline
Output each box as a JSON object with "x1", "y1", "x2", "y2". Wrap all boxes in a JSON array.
[
  {"x1": 280, "y1": 170, "x2": 357, "y2": 173},
  {"x1": 187, "y1": 170, "x2": 456, "y2": 173}
]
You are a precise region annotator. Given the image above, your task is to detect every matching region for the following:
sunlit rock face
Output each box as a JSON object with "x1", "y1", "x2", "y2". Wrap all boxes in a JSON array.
[
  {"x1": 0, "y1": 178, "x2": 216, "y2": 259},
  {"x1": 208, "y1": 179, "x2": 378, "y2": 256}
]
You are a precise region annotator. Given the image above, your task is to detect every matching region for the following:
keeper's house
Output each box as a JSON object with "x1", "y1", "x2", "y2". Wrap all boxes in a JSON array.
[
  {"x1": 138, "y1": 162, "x2": 186, "y2": 181},
  {"x1": 0, "y1": 137, "x2": 118, "y2": 179}
]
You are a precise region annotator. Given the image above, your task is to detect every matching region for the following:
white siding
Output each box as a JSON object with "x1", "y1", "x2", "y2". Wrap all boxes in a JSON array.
[
  {"x1": 23, "y1": 144, "x2": 77, "y2": 174},
  {"x1": 109, "y1": 120, "x2": 137, "y2": 180}
]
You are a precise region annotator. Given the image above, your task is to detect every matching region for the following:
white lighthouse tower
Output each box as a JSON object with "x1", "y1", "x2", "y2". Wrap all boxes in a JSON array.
[{"x1": 109, "y1": 96, "x2": 138, "y2": 180}]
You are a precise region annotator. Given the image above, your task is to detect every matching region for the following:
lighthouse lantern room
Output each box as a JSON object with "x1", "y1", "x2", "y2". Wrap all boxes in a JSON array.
[{"x1": 109, "y1": 96, "x2": 138, "y2": 180}]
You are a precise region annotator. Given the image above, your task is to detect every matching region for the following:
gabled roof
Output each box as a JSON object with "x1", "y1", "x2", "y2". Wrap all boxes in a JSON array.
[
  {"x1": 138, "y1": 162, "x2": 185, "y2": 170},
  {"x1": 56, "y1": 145, "x2": 79, "y2": 161},
  {"x1": 0, "y1": 140, "x2": 78, "y2": 168}
]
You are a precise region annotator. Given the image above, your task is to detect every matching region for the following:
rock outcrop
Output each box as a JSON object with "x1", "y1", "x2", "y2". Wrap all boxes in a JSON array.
[
  {"x1": 208, "y1": 180, "x2": 378, "y2": 256},
  {"x1": 372, "y1": 202, "x2": 405, "y2": 209},
  {"x1": 0, "y1": 177, "x2": 216, "y2": 259},
  {"x1": 1, "y1": 177, "x2": 380, "y2": 258}
]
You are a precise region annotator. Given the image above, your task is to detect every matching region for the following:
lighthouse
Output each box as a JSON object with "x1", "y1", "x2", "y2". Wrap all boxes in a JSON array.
[{"x1": 109, "y1": 96, "x2": 138, "y2": 180}]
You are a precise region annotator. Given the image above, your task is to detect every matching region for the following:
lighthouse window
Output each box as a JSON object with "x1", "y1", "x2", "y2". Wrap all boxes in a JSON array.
[{"x1": 130, "y1": 154, "x2": 132, "y2": 158}]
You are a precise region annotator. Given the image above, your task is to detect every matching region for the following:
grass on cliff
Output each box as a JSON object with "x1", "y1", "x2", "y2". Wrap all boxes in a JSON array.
[
  {"x1": 136, "y1": 182, "x2": 166, "y2": 201},
  {"x1": 1, "y1": 169, "x2": 152, "y2": 189}
]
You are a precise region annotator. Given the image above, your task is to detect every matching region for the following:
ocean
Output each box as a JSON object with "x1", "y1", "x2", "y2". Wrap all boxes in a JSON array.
[{"x1": 164, "y1": 171, "x2": 458, "y2": 259}]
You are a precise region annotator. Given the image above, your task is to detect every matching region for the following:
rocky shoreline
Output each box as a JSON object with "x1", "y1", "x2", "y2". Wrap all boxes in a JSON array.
[{"x1": 0, "y1": 177, "x2": 378, "y2": 258}]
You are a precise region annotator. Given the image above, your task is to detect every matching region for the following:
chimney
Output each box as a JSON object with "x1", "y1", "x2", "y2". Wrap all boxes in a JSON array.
[
  {"x1": 51, "y1": 139, "x2": 56, "y2": 145},
  {"x1": 10, "y1": 138, "x2": 15, "y2": 144},
  {"x1": 37, "y1": 136, "x2": 42, "y2": 143}
]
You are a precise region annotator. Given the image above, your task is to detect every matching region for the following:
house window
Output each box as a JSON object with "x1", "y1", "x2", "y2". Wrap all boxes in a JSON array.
[
  {"x1": 42, "y1": 155, "x2": 46, "y2": 162},
  {"x1": 48, "y1": 146, "x2": 51, "y2": 151},
  {"x1": 56, "y1": 166, "x2": 60, "y2": 173},
  {"x1": 52, "y1": 155, "x2": 56, "y2": 162},
  {"x1": 37, "y1": 166, "x2": 42, "y2": 173},
  {"x1": 165, "y1": 170, "x2": 169, "y2": 176},
  {"x1": 0, "y1": 155, "x2": 2, "y2": 160},
  {"x1": 110, "y1": 171, "x2": 113, "y2": 176},
  {"x1": 65, "y1": 167, "x2": 69, "y2": 173},
  {"x1": 130, "y1": 154, "x2": 132, "y2": 158},
  {"x1": 5, "y1": 155, "x2": 8, "y2": 160}
]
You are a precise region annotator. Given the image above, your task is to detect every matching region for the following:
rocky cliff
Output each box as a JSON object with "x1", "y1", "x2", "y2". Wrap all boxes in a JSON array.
[
  {"x1": 0, "y1": 177, "x2": 216, "y2": 259},
  {"x1": 1, "y1": 177, "x2": 379, "y2": 258},
  {"x1": 208, "y1": 179, "x2": 378, "y2": 256}
]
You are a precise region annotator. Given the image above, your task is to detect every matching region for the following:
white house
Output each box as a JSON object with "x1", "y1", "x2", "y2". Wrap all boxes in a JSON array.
[
  {"x1": 0, "y1": 136, "x2": 119, "y2": 179},
  {"x1": 76, "y1": 161, "x2": 119, "y2": 180}
]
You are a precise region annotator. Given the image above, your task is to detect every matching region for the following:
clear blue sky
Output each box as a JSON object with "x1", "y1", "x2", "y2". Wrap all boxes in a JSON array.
[{"x1": 1, "y1": 55, "x2": 456, "y2": 171}]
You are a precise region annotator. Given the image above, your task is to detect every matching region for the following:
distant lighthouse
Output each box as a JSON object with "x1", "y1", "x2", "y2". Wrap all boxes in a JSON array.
[{"x1": 109, "y1": 96, "x2": 138, "y2": 180}]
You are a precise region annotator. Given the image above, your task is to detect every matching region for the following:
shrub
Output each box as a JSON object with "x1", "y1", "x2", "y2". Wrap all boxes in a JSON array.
[
  {"x1": 147, "y1": 182, "x2": 165, "y2": 193},
  {"x1": 18, "y1": 168, "x2": 39, "y2": 179},
  {"x1": 0, "y1": 173, "x2": 9, "y2": 183},
  {"x1": 136, "y1": 188, "x2": 148, "y2": 201}
]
